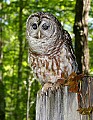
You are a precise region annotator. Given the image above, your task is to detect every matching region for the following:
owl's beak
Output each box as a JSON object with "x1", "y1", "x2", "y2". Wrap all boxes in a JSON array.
[{"x1": 37, "y1": 30, "x2": 41, "y2": 39}]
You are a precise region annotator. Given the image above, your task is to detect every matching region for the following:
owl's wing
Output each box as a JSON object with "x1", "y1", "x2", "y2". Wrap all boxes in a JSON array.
[
  {"x1": 63, "y1": 29, "x2": 75, "y2": 61},
  {"x1": 63, "y1": 29, "x2": 79, "y2": 73}
]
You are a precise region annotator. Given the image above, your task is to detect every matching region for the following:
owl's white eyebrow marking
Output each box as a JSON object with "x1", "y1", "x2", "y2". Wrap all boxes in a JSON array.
[{"x1": 42, "y1": 16, "x2": 51, "y2": 20}]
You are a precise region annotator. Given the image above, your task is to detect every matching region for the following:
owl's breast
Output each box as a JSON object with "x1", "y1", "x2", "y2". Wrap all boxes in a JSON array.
[{"x1": 29, "y1": 46, "x2": 77, "y2": 84}]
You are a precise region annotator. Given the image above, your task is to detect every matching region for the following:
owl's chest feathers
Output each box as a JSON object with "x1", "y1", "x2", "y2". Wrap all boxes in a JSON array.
[{"x1": 29, "y1": 46, "x2": 74, "y2": 84}]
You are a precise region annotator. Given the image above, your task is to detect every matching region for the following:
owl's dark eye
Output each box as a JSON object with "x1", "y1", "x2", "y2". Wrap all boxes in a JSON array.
[
  {"x1": 42, "y1": 23, "x2": 50, "y2": 30},
  {"x1": 32, "y1": 23, "x2": 37, "y2": 30}
]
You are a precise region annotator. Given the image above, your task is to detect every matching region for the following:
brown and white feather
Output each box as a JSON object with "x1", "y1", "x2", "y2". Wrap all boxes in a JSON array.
[{"x1": 26, "y1": 12, "x2": 78, "y2": 85}]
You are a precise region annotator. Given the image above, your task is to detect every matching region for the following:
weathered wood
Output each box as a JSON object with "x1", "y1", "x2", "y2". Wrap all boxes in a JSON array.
[
  {"x1": 36, "y1": 77, "x2": 93, "y2": 120},
  {"x1": 79, "y1": 77, "x2": 93, "y2": 120},
  {"x1": 36, "y1": 86, "x2": 80, "y2": 120}
]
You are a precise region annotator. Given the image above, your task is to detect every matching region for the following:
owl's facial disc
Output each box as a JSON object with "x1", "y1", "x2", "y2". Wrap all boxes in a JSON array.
[{"x1": 26, "y1": 12, "x2": 61, "y2": 55}]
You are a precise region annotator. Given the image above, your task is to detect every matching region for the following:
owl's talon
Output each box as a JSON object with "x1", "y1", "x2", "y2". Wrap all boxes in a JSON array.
[
  {"x1": 53, "y1": 81, "x2": 62, "y2": 90},
  {"x1": 41, "y1": 82, "x2": 53, "y2": 95},
  {"x1": 41, "y1": 80, "x2": 64, "y2": 95}
]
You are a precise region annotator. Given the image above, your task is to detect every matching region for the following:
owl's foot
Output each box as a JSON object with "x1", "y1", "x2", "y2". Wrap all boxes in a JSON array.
[
  {"x1": 53, "y1": 79, "x2": 64, "y2": 90},
  {"x1": 41, "y1": 82, "x2": 55, "y2": 95},
  {"x1": 41, "y1": 79, "x2": 64, "y2": 95}
]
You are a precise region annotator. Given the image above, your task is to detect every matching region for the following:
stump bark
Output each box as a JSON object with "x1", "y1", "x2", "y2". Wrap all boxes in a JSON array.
[
  {"x1": 36, "y1": 86, "x2": 80, "y2": 120},
  {"x1": 36, "y1": 77, "x2": 93, "y2": 120}
]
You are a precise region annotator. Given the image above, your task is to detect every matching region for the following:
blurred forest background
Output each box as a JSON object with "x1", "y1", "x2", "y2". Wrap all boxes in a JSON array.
[{"x1": 0, "y1": 0, "x2": 93, "y2": 120}]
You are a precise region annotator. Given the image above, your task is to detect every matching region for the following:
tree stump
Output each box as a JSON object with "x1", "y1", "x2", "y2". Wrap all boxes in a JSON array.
[
  {"x1": 36, "y1": 77, "x2": 93, "y2": 120},
  {"x1": 36, "y1": 86, "x2": 80, "y2": 120},
  {"x1": 78, "y1": 77, "x2": 93, "y2": 120}
]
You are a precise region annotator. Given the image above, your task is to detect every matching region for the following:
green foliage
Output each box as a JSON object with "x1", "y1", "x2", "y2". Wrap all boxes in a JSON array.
[{"x1": 0, "y1": 0, "x2": 93, "y2": 120}]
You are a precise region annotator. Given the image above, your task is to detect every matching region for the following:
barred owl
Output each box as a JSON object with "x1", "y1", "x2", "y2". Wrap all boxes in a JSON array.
[{"x1": 26, "y1": 12, "x2": 78, "y2": 91}]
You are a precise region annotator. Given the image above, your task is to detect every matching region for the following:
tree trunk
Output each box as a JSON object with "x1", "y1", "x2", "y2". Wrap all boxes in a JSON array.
[
  {"x1": 0, "y1": 40, "x2": 5, "y2": 120},
  {"x1": 0, "y1": 3, "x2": 5, "y2": 119},
  {"x1": 36, "y1": 87, "x2": 80, "y2": 120},
  {"x1": 79, "y1": 76, "x2": 93, "y2": 120},
  {"x1": 18, "y1": 0, "x2": 23, "y2": 82},
  {"x1": 74, "y1": 0, "x2": 90, "y2": 74},
  {"x1": 15, "y1": 0, "x2": 23, "y2": 119}
]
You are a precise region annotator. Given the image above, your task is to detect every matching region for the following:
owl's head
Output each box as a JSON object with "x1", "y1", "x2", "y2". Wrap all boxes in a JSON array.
[{"x1": 26, "y1": 12, "x2": 63, "y2": 55}]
